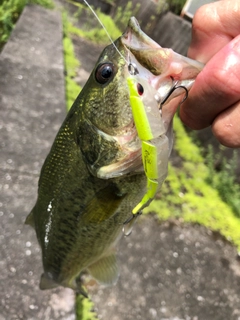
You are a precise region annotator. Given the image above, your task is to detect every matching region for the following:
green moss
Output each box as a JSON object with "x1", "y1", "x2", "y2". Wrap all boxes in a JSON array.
[
  {"x1": 66, "y1": 1, "x2": 121, "y2": 45},
  {"x1": 68, "y1": 17, "x2": 121, "y2": 45},
  {"x1": 144, "y1": 116, "x2": 240, "y2": 250},
  {"x1": 0, "y1": 0, "x2": 25, "y2": 46},
  {"x1": 62, "y1": 12, "x2": 81, "y2": 110},
  {"x1": 65, "y1": 77, "x2": 82, "y2": 110},
  {"x1": 174, "y1": 116, "x2": 203, "y2": 163},
  {"x1": 0, "y1": 0, "x2": 54, "y2": 49},
  {"x1": 29, "y1": 0, "x2": 54, "y2": 8},
  {"x1": 205, "y1": 146, "x2": 240, "y2": 216},
  {"x1": 114, "y1": 1, "x2": 141, "y2": 30}
]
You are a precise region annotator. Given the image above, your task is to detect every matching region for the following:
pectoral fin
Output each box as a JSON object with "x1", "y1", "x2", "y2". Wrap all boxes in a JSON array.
[
  {"x1": 82, "y1": 186, "x2": 124, "y2": 224},
  {"x1": 87, "y1": 253, "x2": 119, "y2": 286}
]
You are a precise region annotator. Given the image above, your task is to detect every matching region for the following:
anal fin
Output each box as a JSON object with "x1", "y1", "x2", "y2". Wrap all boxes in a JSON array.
[
  {"x1": 87, "y1": 253, "x2": 119, "y2": 286},
  {"x1": 39, "y1": 273, "x2": 58, "y2": 290},
  {"x1": 25, "y1": 211, "x2": 35, "y2": 228}
]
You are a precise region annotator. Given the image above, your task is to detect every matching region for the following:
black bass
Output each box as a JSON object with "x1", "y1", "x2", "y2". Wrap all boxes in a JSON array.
[{"x1": 26, "y1": 17, "x2": 203, "y2": 293}]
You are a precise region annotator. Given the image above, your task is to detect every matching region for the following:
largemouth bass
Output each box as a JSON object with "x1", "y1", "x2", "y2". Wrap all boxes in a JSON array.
[{"x1": 26, "y1": 17, "x2": 203, "y2": 293}]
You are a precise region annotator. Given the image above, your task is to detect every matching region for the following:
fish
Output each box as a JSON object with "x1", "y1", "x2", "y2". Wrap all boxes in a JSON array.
[{"x1": 25, "y1": 17, "x2": 203, "y2": 293}]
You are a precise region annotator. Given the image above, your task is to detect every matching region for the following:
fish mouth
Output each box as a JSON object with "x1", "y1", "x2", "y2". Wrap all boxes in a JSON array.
[
  {"x1": 122, "y1": 17, "x2": 174, "y2": 78},
  {"x1": 121, "y1": 16, "x2": 203, "y2": 133},
  {"x1": 94, "y1": 18, "x2": 203, "y2": 180},
  {"x1": 122, "y1": 17, "x2": 161, "y2": 52},
  {"x1": 122, "y1": 17, "x2": 203, "y2": 102}
]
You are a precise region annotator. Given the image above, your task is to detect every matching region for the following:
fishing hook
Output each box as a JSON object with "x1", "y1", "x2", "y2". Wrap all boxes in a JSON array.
[
  {"x1": 123, "y1": 210, "x2": 142, "y2": 226},
  {"x1": 160, "y1": 77, "x2": 189, "y2": 108}
]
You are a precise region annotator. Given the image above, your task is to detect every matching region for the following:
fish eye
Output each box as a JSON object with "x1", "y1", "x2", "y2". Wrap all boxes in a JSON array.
[
  {"x1": 137, "y1": 83, "x2": 144, "y2": 96},
  {"x1": 95, "y1": 63, "x2": 115, "y2": 84}
]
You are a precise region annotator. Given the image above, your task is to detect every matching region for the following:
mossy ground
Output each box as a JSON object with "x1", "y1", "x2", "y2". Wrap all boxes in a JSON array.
[{"x1": 62, "y1": 11, "x2": 82, "y2": 110}]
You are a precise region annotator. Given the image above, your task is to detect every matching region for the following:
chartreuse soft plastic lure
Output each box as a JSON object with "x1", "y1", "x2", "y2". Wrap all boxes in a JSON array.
[{"x1": 127, "y1": 76, "x2": 169, "y2": 215}]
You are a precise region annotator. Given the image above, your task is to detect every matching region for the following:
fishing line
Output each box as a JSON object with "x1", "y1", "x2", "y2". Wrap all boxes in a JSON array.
[{"x1": 82, "y1": 0, "x2": 129, "y2": 66}]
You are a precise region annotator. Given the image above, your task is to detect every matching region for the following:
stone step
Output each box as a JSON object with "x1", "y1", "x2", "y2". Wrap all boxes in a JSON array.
[{"x1": 0, "y1": 4, "x2": 75, "y2": 319}]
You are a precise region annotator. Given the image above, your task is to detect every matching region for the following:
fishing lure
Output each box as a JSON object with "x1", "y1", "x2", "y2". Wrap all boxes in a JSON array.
[
  {"x1": 127, "y1": 65, "x2": 189, "y2": 216},
  {"x1": 127, "y1": 67, "x2": 168, "y2": 215}
]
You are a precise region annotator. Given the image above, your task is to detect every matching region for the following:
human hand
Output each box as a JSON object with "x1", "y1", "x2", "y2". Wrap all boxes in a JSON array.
[{"x1": 180, "y1": 0, "x2": 240, "y2": 148}]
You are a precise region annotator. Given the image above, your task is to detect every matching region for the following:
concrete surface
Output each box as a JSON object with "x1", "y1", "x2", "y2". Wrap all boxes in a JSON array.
[
  {"x1": 1, "y1": 3, "x2": 240, "y2": 320},
  {"x1": 90, "y1": 218, "x2": 240, "y2": 320},
  {"x1": 0, "y1": 4, "x2": 75, "y2": 320}
]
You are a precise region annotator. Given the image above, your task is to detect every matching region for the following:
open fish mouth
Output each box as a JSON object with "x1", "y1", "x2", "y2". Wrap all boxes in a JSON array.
[
  {"x1": 122, "y1": 17, "x2": 203, "y2": 106},
  {"x1": 95, "y1": 18, "x2": 203, "y2": 180}
]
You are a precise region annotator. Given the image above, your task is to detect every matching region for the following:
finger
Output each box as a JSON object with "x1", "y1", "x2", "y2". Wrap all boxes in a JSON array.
[
  {"x1": 212, "y1": 102, "x2": 240, "y2": 148},
  {"x1": 180, "y1": 35, "x2": 240, "y2": 129},
  {"x1": 188, "y1": 0, "x2": 240, "y2": 63}
]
